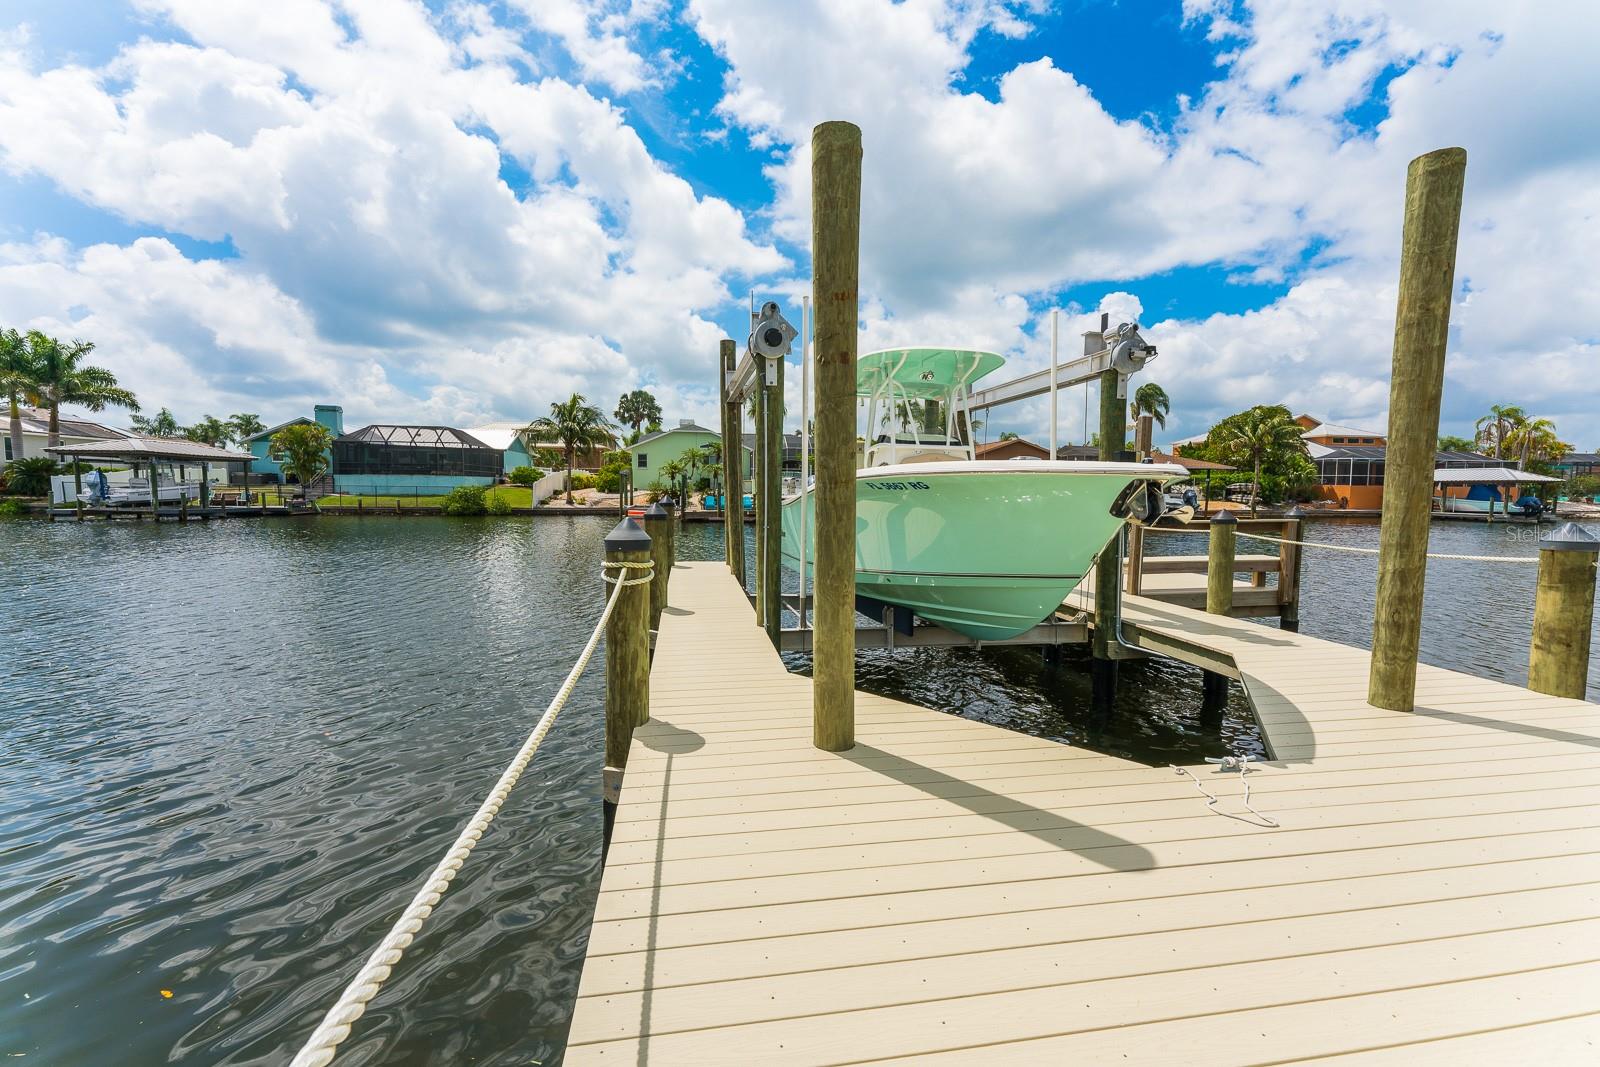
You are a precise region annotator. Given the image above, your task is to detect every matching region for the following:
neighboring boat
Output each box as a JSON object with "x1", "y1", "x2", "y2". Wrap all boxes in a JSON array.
[
  {"x1": 780, "y1": 347, "x2": 1186, "y2": 640},
  {"x1": 99, "y1": 474, "x2": 202, "y2": 507}
]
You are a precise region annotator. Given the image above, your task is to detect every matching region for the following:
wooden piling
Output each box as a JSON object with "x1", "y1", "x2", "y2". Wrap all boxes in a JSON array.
[
  {"x1": 811, "y1": 119, "x2": 861, "y2": 752},
  {"x1": 1125, "y1": 413, "x2": 1155, "y2": 595},
  {"x1": 1206, "y1": 509, "x2": 1237, "y2": 616},
  {"x1": 1091, "y1": 367, "x2": 1126, "y2": 705},
  {"x1": 1369, "y1": 147, "x2": 1467, "y2": 713},
  {"x1": 1528, "y1": 523, "x2": 1598, "y2": 699},
  {"x1": 642, "y1": 502, "x2": 670, "y2": 629},
  {"x1": 603, "y1": 517, "x2": 652, "y2": 843},
  {"x1": 752, "y1": 373, "x2": 766, "y2": 619},
  {"x1": 720, "y1": 338, "x2": 741, "y2": 577},
  {"x1": 1280, "y1": 507, "x2": 1305, "y2": 632},
  {"x1": 760, "y1": 346, "x2": 783, "y2": 645}
]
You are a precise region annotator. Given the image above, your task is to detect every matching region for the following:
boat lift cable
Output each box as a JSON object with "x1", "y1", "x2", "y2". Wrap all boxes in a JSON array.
[
  {"x1": 1172, "y1": 756, "x2": 1279, "y2": 829},
  {"x1": 1233, "y1": 529, "x2": 1542, "y2": 565},
  {"x1": 289, "y1": 559, "x2": 655, "y2": 1067}
]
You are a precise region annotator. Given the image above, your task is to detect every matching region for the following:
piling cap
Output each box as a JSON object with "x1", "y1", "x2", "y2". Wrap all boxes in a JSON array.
[
  {"x1": 604, "y1": 515, "x2": 652, "y2": 552},
  {"x1": 1539, "y1": 522, "x2": 1600, "y2": 553},
  {"x1": 643, "y1": 501, "x2": 668, "y2": 520},
  {"x1": 1210, "y1": 509, "x2": 1237, "y2": 524}
]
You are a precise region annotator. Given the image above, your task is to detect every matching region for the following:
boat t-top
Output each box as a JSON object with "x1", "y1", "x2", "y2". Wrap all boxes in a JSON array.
[{"x1": 780, "y1": 346, "x2": 1186, "y2": 641}]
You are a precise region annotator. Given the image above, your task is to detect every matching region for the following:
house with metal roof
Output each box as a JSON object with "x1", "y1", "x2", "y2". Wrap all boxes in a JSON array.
[
  {"x1": 3, "y1": 406, "x2": 129, "y2": 467},
  {"x1": 464, "y1": 422, "x2": 534, "y2": 475}
]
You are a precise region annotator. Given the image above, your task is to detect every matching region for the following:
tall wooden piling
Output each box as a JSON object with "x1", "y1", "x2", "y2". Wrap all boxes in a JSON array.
[
  {"x1": 603, "y1": 517, "x2": 652, "y2": 844},
  {"x1": 752, "y1": 375, "x2": 766, "y2": 617},
  {"x1": 811, "y1": 119, "x2": 861, "y2": 752},
  {"x1": 1091, "y1": 366, "x2": 1127, "y2": 706},
  {"x1": 1125, "y1": 413, "x2": 1155, "y2": 595},
  {"x1": 760, "y1": 349, "x2": 784, "y2": 645},
  {"x1": 642, "y1": 501, "x2": 670, "y2": 629},
  {"x1": 1528, "y1": 523, "x2": 1598, "y2": 699},
  {"x1": 720, "y1": 339, "x2": 743, "y2": 580},
  {"x1": 1369, "y1": 147, "x2": 1467, "y2": 713}
]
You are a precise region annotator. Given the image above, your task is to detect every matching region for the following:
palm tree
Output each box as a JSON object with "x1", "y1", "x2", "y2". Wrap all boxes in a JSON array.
[
  {"x1": 1474, "y1": 404, "x2": 1526, "y2": 459},
  {"x1": 228, "y1": 413, "x2": 265, "y2": 446},
  {"x1": 1, "y1": 328, "x2": 40, "y2": 465},
  {"x1": 613, "y1": 389, "x2": 662, "y2": 440},
  {"x1": 1130, "y1": 382, "x2": 1171, "y2": 429},
  {"x1": 658, "y1": 458, "x2": 687, "y2": 502},
  {"x1": 131, "y1": 408, "x2": 183, "y2": 437},
  {"x1": 526, "y1": 393, "x2": 614, "y2": 505},
  {"x1": 185, "y1": 415, "x2": 233, "y2": 448},
  {"x1": 269, "y1": 423, "x2": 333, "y2": 498},
  {"x1": 26, "y1": 332, "x2": 139, "y2": 446},
  {"x1": 1504, "y1": 417, "x2": 1569, "y2": 472},
  {"x1": 1223, "y1": 408, "x2": 1304, "y2": 516}
]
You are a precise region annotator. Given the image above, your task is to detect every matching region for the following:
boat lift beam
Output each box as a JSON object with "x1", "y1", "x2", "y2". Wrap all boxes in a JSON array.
[{"x1": 968, "y1": 321, "x2": 1157, "y2": 411}]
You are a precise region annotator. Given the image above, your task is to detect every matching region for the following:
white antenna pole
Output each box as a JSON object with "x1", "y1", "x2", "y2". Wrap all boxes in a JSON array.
[
  {"x1": 1049, "y1": 308, "x2": 1059, "y2": 459},
  {"x1": 799, "y1": 294, "x2": 811, "y2": 629}
]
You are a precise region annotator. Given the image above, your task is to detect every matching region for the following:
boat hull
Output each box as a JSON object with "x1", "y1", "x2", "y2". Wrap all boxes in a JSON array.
[{"x1": 781, "y1": 461, "x2": 1181, "y2": 640}]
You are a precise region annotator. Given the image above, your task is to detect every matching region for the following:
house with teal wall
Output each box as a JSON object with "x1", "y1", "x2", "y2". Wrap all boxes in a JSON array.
[
  {"x1": 243, "y1": 404, "x2": 344, "y2": 482},
  {"x1": 628, "y1": 420, "x2": 752, "y2": 492}
]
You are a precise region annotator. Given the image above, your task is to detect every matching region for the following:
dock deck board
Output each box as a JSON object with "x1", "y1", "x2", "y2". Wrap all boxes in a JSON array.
[{"x1": 567, "y1": 561, "x2": 1600, "y2": 1065}]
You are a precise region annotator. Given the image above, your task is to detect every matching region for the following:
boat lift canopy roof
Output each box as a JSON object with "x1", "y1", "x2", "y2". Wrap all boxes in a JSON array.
[
  {"x1": 856, "y1": 348, "x2": 1005, "y2": 399},
  {"x1": 1432, "y1": 465, "x2": 1561, "y2": 484},
  {"x1": 44, "y1": 436, "x2": 253, "y2": 463}
]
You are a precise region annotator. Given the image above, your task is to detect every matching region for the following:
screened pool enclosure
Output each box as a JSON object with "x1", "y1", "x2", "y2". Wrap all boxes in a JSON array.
[{"x1": 333, "y1": 425, "x2": 503, "y2": 479}]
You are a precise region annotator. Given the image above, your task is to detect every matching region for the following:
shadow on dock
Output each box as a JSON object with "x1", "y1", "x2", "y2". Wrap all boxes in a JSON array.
[{"x1": 841, "y1": 744, "x2": 1156, "y2": 872}]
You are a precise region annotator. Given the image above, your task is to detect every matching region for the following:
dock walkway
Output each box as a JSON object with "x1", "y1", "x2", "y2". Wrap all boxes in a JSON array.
[{"x1": 567, "y1": 561, "x2": 1600, "y2": 1064}]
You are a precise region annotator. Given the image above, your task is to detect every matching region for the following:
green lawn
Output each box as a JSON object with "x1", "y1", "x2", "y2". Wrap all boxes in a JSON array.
[{"x1": 314, "y1": 486, "x2": 539, "y2": 509}]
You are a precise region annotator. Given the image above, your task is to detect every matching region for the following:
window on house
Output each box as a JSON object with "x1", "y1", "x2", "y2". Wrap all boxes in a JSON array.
[
  {"x1": 2, "y1": 438, "x2": 10, "y2": 461},
  {"x1": 637, "y1": 453, "x2": 647, "y2": 468}
]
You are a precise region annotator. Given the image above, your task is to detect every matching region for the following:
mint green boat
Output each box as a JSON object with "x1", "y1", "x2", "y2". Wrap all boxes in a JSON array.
[{"x1": 780, "y1": 347, "x2": 1186, "y2": 641}]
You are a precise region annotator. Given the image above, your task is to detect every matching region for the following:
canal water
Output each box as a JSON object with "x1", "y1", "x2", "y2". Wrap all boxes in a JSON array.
[{"x1": 1, "y1": 513, "x2": 1594, "y2": 1064}]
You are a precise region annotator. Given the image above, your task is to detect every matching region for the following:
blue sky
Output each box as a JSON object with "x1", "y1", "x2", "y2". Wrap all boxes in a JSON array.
[{"x1": 1, "y1": 1, "x2": 1596, "y2": 450}]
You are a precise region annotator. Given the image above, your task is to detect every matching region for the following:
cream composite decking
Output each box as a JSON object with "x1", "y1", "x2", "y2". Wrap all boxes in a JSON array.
[{"x1": 566, "y1": 560, "x2": 1600, "y2": 1065}]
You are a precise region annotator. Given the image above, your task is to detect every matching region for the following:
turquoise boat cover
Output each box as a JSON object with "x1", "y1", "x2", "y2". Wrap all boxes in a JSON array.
[{"x1": 857, "y1": 348, "x2": 1005, "y2": 399}]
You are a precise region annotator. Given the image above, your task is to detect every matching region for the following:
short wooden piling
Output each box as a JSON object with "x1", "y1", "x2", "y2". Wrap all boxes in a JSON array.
[
  {"x1": 1528, "y1": 523, "x2": 1598, "y2": 699},
  {"x1": 1280, "y1": 507, "x2": 1305, "y2": 632},
  {"x1": 1369, "y1": 147, "x2": 1467, "y2": 712},
  {"x1": 811, "y1": 119, "x2": 861, "y2": 752},
  {"x1": 642, "y1": 501, "x2": 670, "y2": 629},
  {"x1": 603, "y1": 517, "x2": 652, "y2": 845},
  {"x1": 1206, "y1": 510, "x2": 1237, "y2": 616}
]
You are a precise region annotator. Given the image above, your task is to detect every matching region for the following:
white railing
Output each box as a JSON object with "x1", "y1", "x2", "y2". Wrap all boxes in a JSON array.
[{"x1": 529, "y1": 470, "x2": 566, "y2": 505}]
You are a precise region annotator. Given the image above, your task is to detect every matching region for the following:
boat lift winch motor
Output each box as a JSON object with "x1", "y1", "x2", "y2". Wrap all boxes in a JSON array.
[
  {"x1": 1105, "y1": 321, "x2": 1157, "y2": 399},
  {"x1": 749, "y1": 301, "x2": 797, "y2": 385}
]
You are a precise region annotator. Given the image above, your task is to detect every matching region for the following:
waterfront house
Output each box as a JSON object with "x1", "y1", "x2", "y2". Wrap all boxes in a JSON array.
[
  {"x1": 976, "y1": 437, "x2": 1050, "y2": 460},
  {"x1": 330, "y1": 424, "x2": 502, "y2": 496},
  {"x1": 464, "y1": 422, "x2": 534, "y2": 475},
  {"x1": 241, "y1": 405, "x2": 344, "y2": 483},
  {"x1": 2, "y1": 406, "x2": 129, "y2": 467},
  {"x1": 632, "y1": 420, "x2": 753, "y2": 490},
  {"x1": 1556, "y1": 452, "x2": 1600, "y2": 478}
]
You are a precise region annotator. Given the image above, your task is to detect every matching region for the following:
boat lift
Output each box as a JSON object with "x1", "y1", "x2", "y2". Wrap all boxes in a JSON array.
[{"x1": 725, "y1": 299, "x2": 1161, "y2": 650}]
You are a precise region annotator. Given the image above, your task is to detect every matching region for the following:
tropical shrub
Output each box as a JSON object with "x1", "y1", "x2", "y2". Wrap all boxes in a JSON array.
[
  {"x1": 440, "y1": 485, "x2": 488, "y2": 515},
  {"x1": 486, "y1": 492, "x2": 513, "y2": 515},
  {"x1": 594, "y1": 466, "x2": 623, "y2": 493},
  {"x1": 0, "y1": 497, "x2": 28, "y2": 517},
  {"x1": 569, "y1": 471, "x2": 597, "y2": 491},
  {"x1": 508, "y1": 465, "x2": 540, "y2": 486},
  {"x1": 645, "y1": 479, "x2": 669, "y2": 503},
  {"x1": 2, "y1": 456, "x2": 58, "y2": 496}
]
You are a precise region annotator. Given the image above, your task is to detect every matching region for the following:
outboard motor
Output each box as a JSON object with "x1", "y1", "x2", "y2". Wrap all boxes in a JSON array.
[{"x1": 1113, "y1": 480, "x2": 1191, "y2": 526}]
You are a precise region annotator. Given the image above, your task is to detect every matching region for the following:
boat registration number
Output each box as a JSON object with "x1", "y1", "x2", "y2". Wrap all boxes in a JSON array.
[{"x1": 864, "y1": 480, "x2": 931, "y2": 491}]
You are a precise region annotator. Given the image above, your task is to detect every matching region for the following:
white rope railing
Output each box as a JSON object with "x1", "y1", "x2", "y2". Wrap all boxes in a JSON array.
[
  {"x1": 290, "y1": 559, "x2": 654, "y2": 1067},
  {"x1": 1235, "y1": 530, "x2": 1539, "y2": 564}
]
